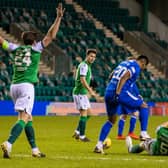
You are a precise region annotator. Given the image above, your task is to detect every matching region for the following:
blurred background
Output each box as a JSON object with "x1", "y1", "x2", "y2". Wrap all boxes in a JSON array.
[{"x1": 0, "y1": 0, "x2": 168, "y2": 116}]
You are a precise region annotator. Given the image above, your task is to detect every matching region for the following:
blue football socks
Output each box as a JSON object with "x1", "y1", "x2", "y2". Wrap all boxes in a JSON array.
[
  {"x1": 99, "y1": 121, "x2": 112, "y2": 141},
  {"x1": 139, "y1": 107, "x2": 149, "y2": 131},
  {"x1": 118, "y1": 119, "x2": 125, "y2": 136},
  {"x1": 129, "y1": 115, "x2": 137, "y2": 133}
]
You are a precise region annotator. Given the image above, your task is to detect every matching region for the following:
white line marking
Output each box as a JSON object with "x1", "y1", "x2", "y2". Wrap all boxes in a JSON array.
[{"x1": 13, "y1": 154, "x2": 166, "y2": 162}]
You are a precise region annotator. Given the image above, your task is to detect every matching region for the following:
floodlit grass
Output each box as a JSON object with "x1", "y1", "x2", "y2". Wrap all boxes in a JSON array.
[{"x1": 0, "y1": 116, "x2": 167, "y2": 168}]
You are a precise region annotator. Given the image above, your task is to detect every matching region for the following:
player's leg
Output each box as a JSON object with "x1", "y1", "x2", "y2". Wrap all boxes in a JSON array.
[
  {"x1": 1, "y1": 84, "x2": 29, "y2": 158},
  {"x1": 139, "y1": 103, "x2": 150, "y2": 140},
  {"x1": 126, "y1": 136, "x2": 144, "y2": 153},
  {"x1": 1, "y1": 111, "x2": 28, "y2": 159},
  {"x1": 142, "y1": 138, "x2": 155, "y2": 155},
  {"x1": 117, "y1": 114, "x2": 127, "y2": 140},
  {"x1": 75, "y1": 114, "x2": 91, "y2": 136},
  {"x1": 94, "y1": 94, "x2": 118, "y2": 154},
  {"x1": 72, "y1": 95, "x2": 81, "y2": 139},
  {"x1": 80, "y1": 107, "x2": 92, "y2": 141},
  {"x1": 119, "y1": 91, "x2": 150, "y2": 140},
  {"x1": 128, "y1": 112, "x2": 139, "y2": 140},
  {"x1": 78, "y1": 109, "x2": 90, "y2": 142},
  {"x1": 25, "y1": 116, "x2": 36, "y2": 149},
  {"x1": 22, "y1": 84, "x2": 45, "y2": 157},
  {"x1": 94, "y1": 118, "x2": 115, "y2": 154},
  {"x1": 24, "y1": 115, "x2": 45, "y2": 158},
  {"x1": 72, "y1": 95, "x2": 90, "y2": 141}
]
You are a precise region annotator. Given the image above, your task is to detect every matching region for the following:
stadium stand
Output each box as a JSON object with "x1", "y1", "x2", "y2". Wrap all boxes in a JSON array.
[
  {"x1": 146, "y1": 32, "x2": 168, "y2": 50},
  {"x1": 0, "y1": 0, "x2": 168, "y2": 103}
]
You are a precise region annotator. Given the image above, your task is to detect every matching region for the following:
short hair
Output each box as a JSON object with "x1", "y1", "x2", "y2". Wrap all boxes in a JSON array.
[
  {"x1": 127, "y1": 56, "x2": 136, "y2": 60},
  {"x1": 21, "y1": 31, "x2": 37, "y2": 45},
  {"x1": 86, "y1": 48, "x2": 97, "y2": 55},
  {"x1": 137, "y1": 55, "x2": 149, "y2": 65}
]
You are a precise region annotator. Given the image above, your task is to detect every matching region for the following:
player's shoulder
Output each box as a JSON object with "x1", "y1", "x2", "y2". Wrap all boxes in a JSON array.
[
  {"x1": 32, "y1": 41, "x2": 44, "y2": 53},
  {"x1": 156, "y1": 126, "x2": 168, "y2": 133},
  {"x1": 120, "y1": 60, "x2": 134, "y2": 67},
  {"x1": 79, "y1": 61, "x2": 88, "y2": 68},
  {"x1": 7, "y1": 42, "x2": 20, "y2": 52}
]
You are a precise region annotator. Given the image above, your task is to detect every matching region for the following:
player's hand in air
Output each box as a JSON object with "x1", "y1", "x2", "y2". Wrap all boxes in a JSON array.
[{"x1": 57, "y1": 3, "x2": 65, "y2": 18}]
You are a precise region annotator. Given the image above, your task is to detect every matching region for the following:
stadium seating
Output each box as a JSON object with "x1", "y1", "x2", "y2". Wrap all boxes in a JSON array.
[
  {"x1": 0, "y1": 0, "x2": 168, "y2": 102},
  {"x1": 146, "y1": 32, "x2": 168, "y2": 50},
  {"x1": 75, "y1": 0, "x2": 141, "y2": 34}
]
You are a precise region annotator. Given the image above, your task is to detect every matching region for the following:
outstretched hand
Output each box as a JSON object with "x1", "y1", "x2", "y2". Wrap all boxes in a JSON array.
[{"x1": 56, "y1": 3, "x2": 65, "y2": 18}]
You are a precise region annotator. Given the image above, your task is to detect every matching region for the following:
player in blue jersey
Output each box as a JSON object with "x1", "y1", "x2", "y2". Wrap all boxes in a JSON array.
[
  {"x1": 94, "y1": 55, "x2": 150, "y2": 154},
  {"x1": 117, "y1": 57, "x2": 142, "y2": 140},
  {"x1": 117, "y1": 82, "x2": 140, "y2": 140}
]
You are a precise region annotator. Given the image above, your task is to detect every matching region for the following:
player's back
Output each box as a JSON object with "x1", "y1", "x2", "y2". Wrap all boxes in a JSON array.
[
  {"x1": 106, "y1": 60, "x2": 140, "y2": 93},
  {"x1": 12, "y1": 45, "x2": 41, "y2": 84}
]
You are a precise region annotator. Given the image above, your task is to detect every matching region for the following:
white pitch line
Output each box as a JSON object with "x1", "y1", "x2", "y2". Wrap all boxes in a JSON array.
[{"x1": 13, "y1": 154, "x2": 166, "y2": 162}]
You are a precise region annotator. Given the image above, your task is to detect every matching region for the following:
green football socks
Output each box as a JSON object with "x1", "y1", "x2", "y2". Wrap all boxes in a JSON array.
[
  {"x1": 130, "y1": 145, "x2": 144, "y2": 153},
  {"x1": 25, "y1": 121, "x2": 37, "y2": 148},
  {"x1": 78, "y1": 116, "x2": 87, "y2": 136},
  {"x1": 76, "y1": 115, "x2": 90, "y2": 133},
  {"x1": 87, "y1": 115, "x2": 91, "y2": 121},
  {"x1": 8, "y1": 120, "x2": 26, "y2": 144}
]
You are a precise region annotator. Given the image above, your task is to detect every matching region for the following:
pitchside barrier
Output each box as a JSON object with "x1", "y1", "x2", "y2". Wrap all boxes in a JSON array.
[
  {"x1": 46, "y1": 102, "x2": 168, "y2": 116},
  {"x1": 150, "y1": 102, "x2": 168, "y2": 116},
  {"x1": 0, "y1": 101, "x2": 168, "y2": 116},
  {"x1": 0, "y1": 100, "x2": 49, "y2": 116}
]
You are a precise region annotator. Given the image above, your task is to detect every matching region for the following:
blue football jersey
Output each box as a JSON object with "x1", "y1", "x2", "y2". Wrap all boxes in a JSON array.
[
  {"x1": 106, "y1": 60, "x2": 141, "y2": 92},
  {"x1": 130, "y1": 83, "x2": 140, "y2": 96}
]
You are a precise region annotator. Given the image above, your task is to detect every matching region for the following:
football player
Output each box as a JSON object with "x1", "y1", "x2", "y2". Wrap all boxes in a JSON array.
[{"x1": 126, "y1": 121, "x2": 168, "y2": 155}]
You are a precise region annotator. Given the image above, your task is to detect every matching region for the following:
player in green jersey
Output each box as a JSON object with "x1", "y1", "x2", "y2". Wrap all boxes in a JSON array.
[
  {"x1": 126, "y1": 121, "x2": 168, "y2": 155},
  {"x1": 72, "y1": 49, "x2": 97, "y2": 142},
  {"x1": 0, "y1": 3, "x2": 65, "y2": 158}
]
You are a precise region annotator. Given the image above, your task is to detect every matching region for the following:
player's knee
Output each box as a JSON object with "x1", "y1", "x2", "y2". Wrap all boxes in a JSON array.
[
  {"x1": 132, "y1": 111, "x2": 139, "y2": 117},
  {"x1": 120, "y1": 114, "x2": 127, "y2": 120},
  {"x1": 108, "y1": 115, "x2": 117, "y2": 124},
  {"x1": 18, "y1": 110, "x2": 30, "y2": 123}
]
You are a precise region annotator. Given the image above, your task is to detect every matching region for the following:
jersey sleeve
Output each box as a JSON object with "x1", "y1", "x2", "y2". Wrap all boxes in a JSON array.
[
  {"x1": 2, "y1": 41, "x2": 19, "y2": 51},
  {"x1": 128, "y1": 66, "x2": 136, "y2": 78},
  {"x1": 32, "y1": 41, "x2": 44, "y2": 53},
  {"x1": 79, "y1": 63, "x2": 88, "y2": 76}
]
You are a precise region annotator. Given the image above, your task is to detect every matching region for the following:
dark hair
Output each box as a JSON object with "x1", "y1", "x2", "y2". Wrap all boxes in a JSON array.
[
  {"x1": 137, "y1": 55, "x2": 149, "y2": 65},
  {"x1": 86, "y1": 48, "x2": 97, "y2": 55},
  {"x1": 22, "y1": 31, "x2": 37, "y2": 45}
]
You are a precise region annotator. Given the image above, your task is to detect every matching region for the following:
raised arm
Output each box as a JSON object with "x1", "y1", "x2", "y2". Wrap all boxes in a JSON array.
[
  {"x1": 0, "y1": 36, "x2": 5, "y2": 46},
  {"x1": 42, "y1": 3, "x2": 65, "y2": 47}
]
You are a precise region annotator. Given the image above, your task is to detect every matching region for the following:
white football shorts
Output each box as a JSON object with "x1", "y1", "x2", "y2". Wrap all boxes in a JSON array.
[
  {"x1": 10, "y1": 83, "x2": 34, "y2": 115},
  {"x1": 73, "y1": 94, "x2": 91, "y2": 110}
]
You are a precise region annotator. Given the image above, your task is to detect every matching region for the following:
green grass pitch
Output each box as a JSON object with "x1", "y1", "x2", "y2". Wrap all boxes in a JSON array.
[{"x1": 0, "y1": 116, "x2": 167, "y2": 168}]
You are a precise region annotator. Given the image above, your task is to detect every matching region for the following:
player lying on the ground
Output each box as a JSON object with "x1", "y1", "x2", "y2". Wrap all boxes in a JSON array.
[{"x1": 126, "y1": 121, "x2": 168, "y2": 155}]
